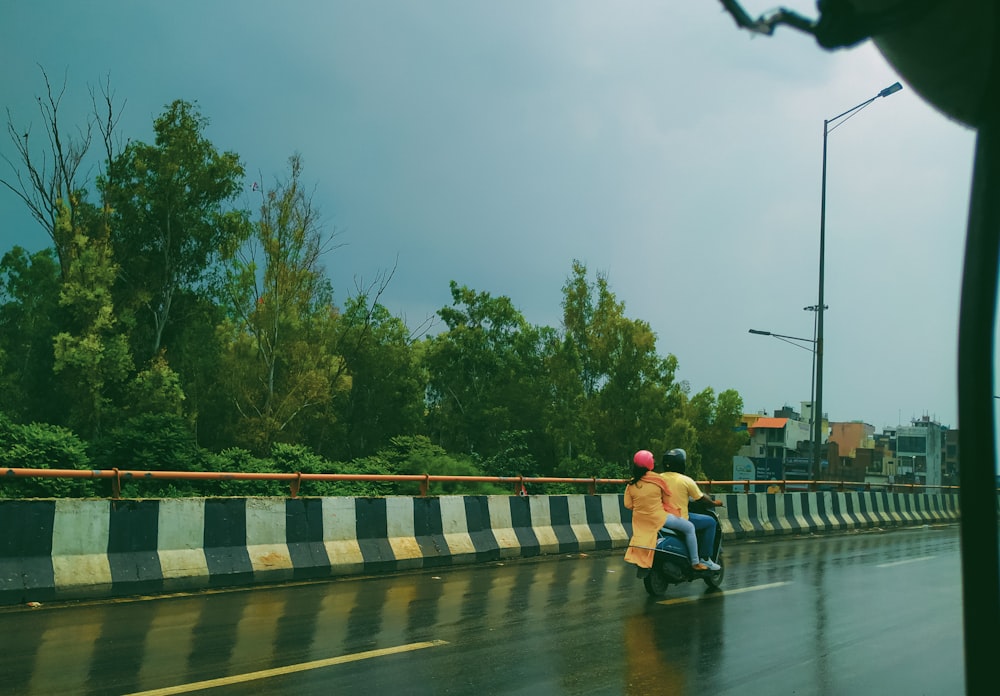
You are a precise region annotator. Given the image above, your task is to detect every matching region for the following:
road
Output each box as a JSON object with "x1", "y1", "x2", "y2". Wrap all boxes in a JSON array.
[{"x1": 0, "y1": 524, "x2": 964, "y2": 695}]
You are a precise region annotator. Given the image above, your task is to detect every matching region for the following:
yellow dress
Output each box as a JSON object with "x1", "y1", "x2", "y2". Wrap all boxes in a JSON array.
[{"x1": 623, "y1": 478, "x2": 669, "y2": 569}]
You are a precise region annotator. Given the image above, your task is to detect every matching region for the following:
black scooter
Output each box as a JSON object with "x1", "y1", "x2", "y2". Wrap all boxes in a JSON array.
[{"x1": 634, "y1": 499, "x2": 725, "y2": 597}]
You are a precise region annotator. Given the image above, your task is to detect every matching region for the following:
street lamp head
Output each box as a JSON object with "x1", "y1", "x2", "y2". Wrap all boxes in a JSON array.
[
  {"x1": 748, "y1": 329, "x2": 771, "y2": 336},
  {"x1": 878, "y1": 82, "x2": 903, "y2": 98}
]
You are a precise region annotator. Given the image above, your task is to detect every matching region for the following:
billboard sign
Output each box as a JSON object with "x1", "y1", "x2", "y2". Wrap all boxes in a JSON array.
[{"x1": 732, "y1": 456, "x2": 755, "y2": 492}]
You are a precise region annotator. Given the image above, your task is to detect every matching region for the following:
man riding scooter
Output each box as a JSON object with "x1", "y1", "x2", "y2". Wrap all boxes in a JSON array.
[{"x1": 659, "y1": 448, "x2": 724, "y2": 571}]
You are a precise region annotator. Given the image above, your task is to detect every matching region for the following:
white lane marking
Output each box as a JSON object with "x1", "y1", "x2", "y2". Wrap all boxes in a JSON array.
[
  {"x1": 658, "y1": 581, "x2": 790, "y2": 605},
  {"x1": 876, "y1": 556, "x2": 934, "y2": 568},
  {"x1": 124, "y1": 640, "x2": 450, "y2": 695}
]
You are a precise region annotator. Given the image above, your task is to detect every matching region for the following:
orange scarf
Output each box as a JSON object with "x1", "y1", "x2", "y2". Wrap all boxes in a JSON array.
[{"x1": 642, "y1": 472, "x2": 681, "y2": 516}]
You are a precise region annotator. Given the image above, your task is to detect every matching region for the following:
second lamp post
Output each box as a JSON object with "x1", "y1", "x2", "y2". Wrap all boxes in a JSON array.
[{"x1": 813, "y1": 81, "x2": 902, "y2": 479}]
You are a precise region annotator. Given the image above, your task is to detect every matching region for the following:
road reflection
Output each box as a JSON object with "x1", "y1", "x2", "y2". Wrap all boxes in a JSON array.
[
  {"x1": 0, "y1": 526, "x2": 961, "y2": 696},
  {"x1": 623, "y1": 592, "x2": 725, "y2": 695}
]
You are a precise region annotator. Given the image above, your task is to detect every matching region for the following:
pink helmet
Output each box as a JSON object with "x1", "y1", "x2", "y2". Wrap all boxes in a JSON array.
[{"x1": 633, "y1": 450, "x2": 655, "y2": 470}]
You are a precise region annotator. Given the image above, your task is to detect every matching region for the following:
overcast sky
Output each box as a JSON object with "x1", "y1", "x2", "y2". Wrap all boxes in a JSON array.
[{"x1": 0, "y1": 1, "x2": 982, "y2": 434}]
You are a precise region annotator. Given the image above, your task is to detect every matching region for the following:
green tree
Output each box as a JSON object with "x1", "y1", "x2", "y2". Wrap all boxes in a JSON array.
[
  {"x1": 687, "y1": 387, "x2": 746, "y2": 481},
  {"x1": 423, "y1": 281, "x2": 549, "y2": 462},
  {"x1": 553, "y1": 261, "x2": 680, "y2": 473},
  {"x1": 480, "y1": 429, "x2": 538, "y2": 478},
  {"x1": 125, "y1": 352, "x2": 186, "y2": 417},
  {"x1": 51, "y1": 200, "x2": 133, "y2": 439},
  {"x1": 328, "y1": 291, "x2": 425, "y2": 460},
  {"x1": 541, "y1": 323, "x2": 595, "y2": 470},
  {"x1": 655, "y1": 379, "x2": 702, "y2": 478},
  {"x1": 104, "y1": 99, "x2": 249, "y2": 361},
  {"x1": 218, "y1": 154, "x2": 348, "y2": 454},
  {"x1": 0, "y1": 247, "x2": 64, "y2": 424},
  {"x1": 154, "y1": 290, "x2": 230, "y2": 449},
  {"x1": 88, "y1": 412, "x2": 203, "y2": 497}
]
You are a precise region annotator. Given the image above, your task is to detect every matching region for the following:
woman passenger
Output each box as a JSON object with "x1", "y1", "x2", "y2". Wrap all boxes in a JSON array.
[{"x1": 624, "y1": 449, "x2": 707, "y2": 572}]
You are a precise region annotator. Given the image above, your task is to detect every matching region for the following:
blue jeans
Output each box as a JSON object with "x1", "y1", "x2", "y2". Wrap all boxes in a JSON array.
[
  {"x1": 688, "y1": 512, "x2": 717, "y2": 559},
  {"x1": 662, "y1": 514, "x2": 700, "y2": 566}
]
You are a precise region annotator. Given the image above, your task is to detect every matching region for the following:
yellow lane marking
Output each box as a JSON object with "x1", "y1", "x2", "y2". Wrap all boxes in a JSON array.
[
  {"x1": 876, "y1": 556, "x2": 934, "y2": 568},
  {"x1": 658, "y1": 581, "x2": 790, "y2": 605},
  {"x1": 124, "y1": 640, "x2": 450, "y2": 695}
]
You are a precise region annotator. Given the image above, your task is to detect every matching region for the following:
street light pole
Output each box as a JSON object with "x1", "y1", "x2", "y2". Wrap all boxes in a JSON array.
[
  {"x1": 748, "y1": 328, "x2": 815, "y2": 351},
  {"x1": 814, "y1": 81, "x2": 902, "y2": 481},
  {"x1": 803, "y1": 304, "x2": 825, "y2": 473},
  {"x1": 749, "y1": 327, "x2": 817, "y2": 469}
]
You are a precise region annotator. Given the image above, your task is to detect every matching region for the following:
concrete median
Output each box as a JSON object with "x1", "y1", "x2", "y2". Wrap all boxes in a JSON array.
[{"x1": 0, "y1": 490, "x2": 959, "y2": 605}]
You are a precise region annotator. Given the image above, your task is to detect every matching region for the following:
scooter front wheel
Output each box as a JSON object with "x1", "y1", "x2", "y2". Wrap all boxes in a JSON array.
[
  {"x1": 703, "y1": 555, "x2": 725, "y2": 589},
  {"x1": 643, "y1": 569, "x2": 670, "y2": 597}
]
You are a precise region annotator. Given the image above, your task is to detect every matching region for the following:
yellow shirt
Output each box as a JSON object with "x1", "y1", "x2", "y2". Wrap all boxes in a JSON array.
[{"x1": 658, "y1": 471, "x2": 703, "y2": 519}]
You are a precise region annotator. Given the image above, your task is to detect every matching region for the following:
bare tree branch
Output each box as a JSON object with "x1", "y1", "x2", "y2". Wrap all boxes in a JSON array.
[{"x1": 1, "y1": 66, "x2": 94, "y2": 278}]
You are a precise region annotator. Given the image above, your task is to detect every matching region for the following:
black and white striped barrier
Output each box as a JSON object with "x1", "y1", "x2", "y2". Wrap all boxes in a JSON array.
[{"x1": 0, "y1": 491, "x2": 959, "y2": 605}]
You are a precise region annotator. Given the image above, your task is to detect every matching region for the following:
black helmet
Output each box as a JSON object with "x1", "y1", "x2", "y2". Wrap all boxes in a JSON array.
[{"x1": 662, "y1": 448, "x2": 687, "y2": 473}]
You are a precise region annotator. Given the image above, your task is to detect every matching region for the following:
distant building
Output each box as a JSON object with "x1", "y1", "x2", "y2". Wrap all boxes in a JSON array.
[
  {"x1": 829, "y1": 421, "x2": 875, "y2": 459},
  {"x1": 943, "y1": 428, "x2": 960, "y2": 486},
  {"x1": 738, "y1": 402, "x2": 824, "y2": 485},
  {"x1": 895, "y1": 416, "x2": 945, "y2": 488},
  {"x1": 826, "y1": 421, "x2": 874, "y2": 485},
  {"x1": 738, "y1": 405, "x2": 957, "y2": 491}
]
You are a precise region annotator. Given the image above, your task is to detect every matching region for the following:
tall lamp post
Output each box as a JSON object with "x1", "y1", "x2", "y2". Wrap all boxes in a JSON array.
[
  {"x1": 803, "y1": 303, "x2": 826, "y2": 468},
  {"x1": 814, "y1": 81, "x2": 902, "y2": 480}
]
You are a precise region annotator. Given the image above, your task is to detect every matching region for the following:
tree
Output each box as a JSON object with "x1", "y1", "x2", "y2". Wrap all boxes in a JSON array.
[
  {"x1": 552, "y1": 261, "x2": 681, "y2": 473},
  {"x1": 541, "y1": 324, "x2": 594, "y2": 470},
  {"x1": 424, "y1": 281, "x2": 549, "y2": 461},
  {"x1": 217, "y1": 154, "x2": 348, "y2": 454},
  {"x1": 0, "y1": 247, "x2": 64, "y2": 423},
  {"x1": 2, "y1": 68, "x2": 94, "y2": 280},
  {"x1": 687, "y1": 387, "x2": 746, "y2": 481},
  {"x1": 88, "y1": 412, "x2": 203, "y2": 497},
  {"x1": 156, "y1": 289, "x2": 230, "y2": 450},
  {"x1": 480, "y1": 429, "x2": 538, "y2": 478},
  {"x1": 328, "y1": 287, "x2": 425, "y2": 460},
  {"x1": 50, "y1": 200, "x2": 133, "y2": 439},
  {"x1": 104, "y1": 99, "x2": 249, "y2": 361},
  {"x1": 125, "y1": 352, "x2": 186, "y2": 418}
]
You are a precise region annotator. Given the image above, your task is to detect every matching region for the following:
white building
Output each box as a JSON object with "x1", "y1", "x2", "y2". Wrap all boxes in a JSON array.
[{"x1": 894, "y1": 417, "x2": 944, "y2": 487}]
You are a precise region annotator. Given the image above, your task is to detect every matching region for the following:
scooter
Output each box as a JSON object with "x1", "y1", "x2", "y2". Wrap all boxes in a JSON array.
[{"x1": 634, "y1": 500, "x2": 725, "y2": 597}]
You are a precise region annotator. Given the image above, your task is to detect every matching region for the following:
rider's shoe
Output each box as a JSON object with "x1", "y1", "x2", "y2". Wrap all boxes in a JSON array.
[
  {"x1": 691, "y1": 563, "x2": 709, "y2": 571},
  {"x1": 701, "y1": 558, "x2": 721, "y2": 571}
]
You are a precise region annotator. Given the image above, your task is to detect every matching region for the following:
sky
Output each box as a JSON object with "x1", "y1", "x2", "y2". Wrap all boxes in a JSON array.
[{"x1": 0, "y1": 1, "x2": 984, "y2": 434}]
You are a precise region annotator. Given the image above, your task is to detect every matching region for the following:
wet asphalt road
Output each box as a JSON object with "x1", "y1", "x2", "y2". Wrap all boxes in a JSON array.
[{"x1": 0, "y1": 524, "x2": 964, "y2": 695}]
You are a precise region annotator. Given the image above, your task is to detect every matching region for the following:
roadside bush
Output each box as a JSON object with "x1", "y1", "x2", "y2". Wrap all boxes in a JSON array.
[
  {"x1": 89, "y1": 413, "x2": 205, "y2": 497},
  {"x1": 0, "y1": 414, "x2": 95, "y2": 497},
  {"x1": 202, "y1": 447, "x2": 285, "y2": 497},
  {"x1": 480, "y1": 429, "x2": 538, "y2": 478},
  {"x1": 378, "y1": 435, "x2": 507, "y2": 496}
]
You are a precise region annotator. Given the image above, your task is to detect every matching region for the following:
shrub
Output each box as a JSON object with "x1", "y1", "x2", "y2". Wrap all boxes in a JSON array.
[
  {"x1": 202, "y1": 447, "x2": 285, "y2": 497},
  {"x1": 89, "y1": 413, "x2": 205, "y2": 497},
  {"x1": 0, "y1": 415, "x2": 95, "y2": 498}
]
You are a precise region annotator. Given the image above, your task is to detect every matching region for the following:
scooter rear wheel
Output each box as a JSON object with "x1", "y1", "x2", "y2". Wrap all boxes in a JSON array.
[{"x1": 643, "y1": 569, "x2": 670, "y2": 597}]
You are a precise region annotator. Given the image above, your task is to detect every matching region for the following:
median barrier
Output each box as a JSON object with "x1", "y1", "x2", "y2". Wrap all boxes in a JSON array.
[{"x1": 0, "y1": 491, "x2": 959, "y2": 605}]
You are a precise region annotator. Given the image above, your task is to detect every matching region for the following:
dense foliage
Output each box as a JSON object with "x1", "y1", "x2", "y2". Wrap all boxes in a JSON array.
[{"x1": 0, "y1": 75, "x2": 746, "y2": 498}]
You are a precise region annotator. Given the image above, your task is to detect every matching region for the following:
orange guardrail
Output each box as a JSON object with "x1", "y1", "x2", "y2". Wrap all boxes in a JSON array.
[
  {"x1": 704, "y1": 479, "x2": 961, "y2": 495},
  {"x1": 0, "y1": 467, "x2": 964, "y2": 499}
]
